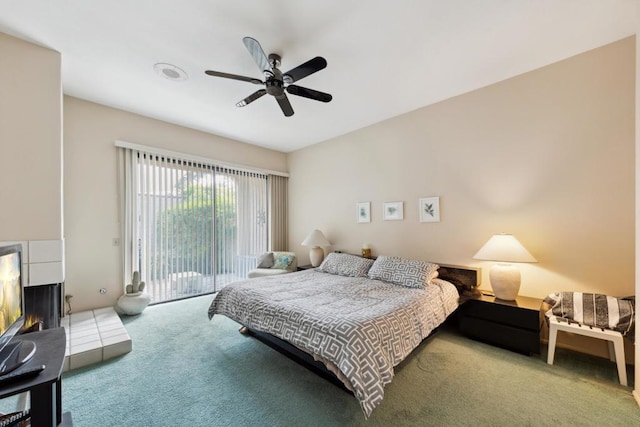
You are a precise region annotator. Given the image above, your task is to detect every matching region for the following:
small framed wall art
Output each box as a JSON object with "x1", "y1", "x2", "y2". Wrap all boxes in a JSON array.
[
  {"x1": 419, "y1": 197, "x2": 440, "y2": 222},
  {"x1": 383, "y1": 202, "x2": 404, "y2": 221},
  {"x1": 356, "y1": 202, "x2": 371, "y2": 223}
]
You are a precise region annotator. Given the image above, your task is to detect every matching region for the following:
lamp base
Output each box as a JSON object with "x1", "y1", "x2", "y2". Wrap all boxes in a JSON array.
[
  {"x1": 489, "y1": 263, "x2": 521, "y2": 300},
  {"x1": 309, "y1": 247, "x2": 325, "y2": 267}
]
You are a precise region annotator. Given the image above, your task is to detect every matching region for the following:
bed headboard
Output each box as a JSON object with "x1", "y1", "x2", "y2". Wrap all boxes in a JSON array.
[{"x1": 437, "y1": 264, "x2": 481, "y2": 295}]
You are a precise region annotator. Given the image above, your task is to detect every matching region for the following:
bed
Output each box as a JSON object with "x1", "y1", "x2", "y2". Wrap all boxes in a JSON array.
[{"x1": 208, "y1": 253, "x2": 479, "y2": 417}]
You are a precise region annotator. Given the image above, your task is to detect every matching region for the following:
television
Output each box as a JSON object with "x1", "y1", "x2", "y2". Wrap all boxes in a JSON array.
[{"x1": 0, "y1": 244, "x2": 35, "y2": 374}]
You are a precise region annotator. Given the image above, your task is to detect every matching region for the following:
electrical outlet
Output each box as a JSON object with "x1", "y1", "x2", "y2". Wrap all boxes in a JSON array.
[
  {"x1": 99, "y1": 288, "x2": 107, "y2": 294},
  {"x1": 112, "y1": 237, "x2": 120, "y2": 246}
]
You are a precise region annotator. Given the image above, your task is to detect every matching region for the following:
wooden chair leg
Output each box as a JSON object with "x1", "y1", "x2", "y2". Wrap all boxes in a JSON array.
[
  {"x1": 547, "y1": 322, "x2": 558, "y2": 365},
  {"x1": 611, "y1": 336, "x2": 627, "y2": 386},
  {"x1": 607, "y1": 341, "x2": 616, "y2": 362}
]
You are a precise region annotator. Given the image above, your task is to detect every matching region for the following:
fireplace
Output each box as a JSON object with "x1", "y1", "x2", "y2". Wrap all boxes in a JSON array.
[{"x1": 21, "y1": 283, "x2": 62, "y2": 334}]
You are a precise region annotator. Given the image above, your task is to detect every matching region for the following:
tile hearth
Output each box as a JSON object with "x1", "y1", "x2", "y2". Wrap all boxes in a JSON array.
[{"x1": 61, "y1": 307, "x2": 132, "y2": 371}]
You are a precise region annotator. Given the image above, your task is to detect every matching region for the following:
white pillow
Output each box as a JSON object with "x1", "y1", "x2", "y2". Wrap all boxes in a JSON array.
[{"x1": 367, "y1": 256, "x2": 439, "y2": 289}]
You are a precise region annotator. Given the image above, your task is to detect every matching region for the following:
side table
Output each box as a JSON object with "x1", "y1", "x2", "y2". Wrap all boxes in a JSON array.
[
  {"x1": 0, "y1": 327, "x2": 71, "y2": 426},
  {"x1": 458, "y1": 293, "x2": 542, "y2": 355}
]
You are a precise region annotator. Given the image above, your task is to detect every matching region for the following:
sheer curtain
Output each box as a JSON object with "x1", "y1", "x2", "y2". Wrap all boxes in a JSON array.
[{"x1": 118, "y1": 146, "x2": 268, "y2": 304}]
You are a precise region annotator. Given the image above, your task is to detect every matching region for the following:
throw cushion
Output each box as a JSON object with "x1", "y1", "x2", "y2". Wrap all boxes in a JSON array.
[
  {"x1": 318, "y1": 253, "x2": 375, "y2": 277},
  {"x1": 256, "y1": 252, "x2": 274, "y2": 268},
  {"x1": 272, "y1": 252, "x2": 295, "y2": 270},
  {"x1": 543, "y1": 292, "x2": 635, "y2": 338},
  {"x1": 367, "y1": 256, "x2": 439, "y2": 289}
]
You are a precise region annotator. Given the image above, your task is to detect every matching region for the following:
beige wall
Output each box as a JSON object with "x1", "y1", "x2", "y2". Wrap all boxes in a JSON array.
[
  {"x1": 63, "y1": 96, "x2": 287, "y2": 312},
  {"x1": 634, "y1": 0, "x2": 640, "y2": 405},
  {"x1": 0, "y1": 32, "x2": 62, "y2": 240},
  {"x1": 289, "y1": 37, "x2": 635, "y2": 302}
]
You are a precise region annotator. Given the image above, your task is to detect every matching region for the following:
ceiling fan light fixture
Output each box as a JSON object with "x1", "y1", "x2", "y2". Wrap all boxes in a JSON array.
[{"x1": 153, "y1": 63, "x2": 188, "y2": 82}]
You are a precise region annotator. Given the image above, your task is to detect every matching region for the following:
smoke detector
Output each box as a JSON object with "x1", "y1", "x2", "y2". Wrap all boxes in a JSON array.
[{"x1": 154, "y1": 63, "x2": 188, "y2": 82}]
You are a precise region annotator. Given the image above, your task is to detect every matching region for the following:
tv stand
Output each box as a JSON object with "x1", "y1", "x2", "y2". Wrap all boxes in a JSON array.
[
  {"x1": 0, "y1": 339, "x2": 36, "y2": 374},
  {"x1": 0, "y1": 328, "x2": 71, "y2": 426}
]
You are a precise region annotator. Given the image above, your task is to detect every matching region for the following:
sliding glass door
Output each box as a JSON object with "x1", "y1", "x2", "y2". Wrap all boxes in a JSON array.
[{"x1": 134, "y1": 154, "x2": 267, "y2": 304}]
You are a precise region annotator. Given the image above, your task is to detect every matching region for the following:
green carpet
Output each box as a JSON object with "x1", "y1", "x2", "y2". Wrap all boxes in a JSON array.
[{"x1": 57, "y1": 295, "x2": 639, "y2": 426}]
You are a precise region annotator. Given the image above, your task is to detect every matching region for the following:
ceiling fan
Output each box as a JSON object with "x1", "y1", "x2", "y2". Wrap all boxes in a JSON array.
[{"x1": 205, "y1": 37, "x2": 332, "y2": 117}]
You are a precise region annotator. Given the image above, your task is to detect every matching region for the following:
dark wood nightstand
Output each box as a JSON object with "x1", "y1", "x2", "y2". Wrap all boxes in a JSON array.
[
  {"x1": 297, "y1": 264, "x2": 315, "y2": 271},
  {"x1": 458, "y1": 293, "x2": 542, "y2": 355}
]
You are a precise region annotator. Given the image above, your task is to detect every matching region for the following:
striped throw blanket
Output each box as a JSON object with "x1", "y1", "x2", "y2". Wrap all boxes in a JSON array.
[{"x1": 543, "y1": 292, "x2": 635, "y2": 340}]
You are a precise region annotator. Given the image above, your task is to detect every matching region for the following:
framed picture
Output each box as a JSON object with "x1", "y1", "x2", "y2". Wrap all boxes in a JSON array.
[
  {"x1": 356, "y1": 202, "x2": 371, "y2": 223},
  {"x1": 419, "y1": 197, "x2": 440, "y2": 222},
  {"x1": 383, "y1": 202, "x2": 404, "y2": 221}
]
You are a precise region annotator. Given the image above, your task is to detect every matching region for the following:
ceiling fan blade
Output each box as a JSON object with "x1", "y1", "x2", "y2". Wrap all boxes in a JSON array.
[
  {"x1": 286, "y1": 85, "x2": 332, "y2": 103},
  {"x1": 205, "y1": 70, "x2": 263, "y2": 85},
  {"x1": 236, "y1": 89, "x2": 267, "y2": 107},
  {"x1": 242, "y1": 37, "x2": 272, "y2": 73},
  {"x1": 275, "y1": 94, "x2": 294, "y2": 117},
  {"x1": 283, "y1": 57, "x2": 327, "y2": 83}
]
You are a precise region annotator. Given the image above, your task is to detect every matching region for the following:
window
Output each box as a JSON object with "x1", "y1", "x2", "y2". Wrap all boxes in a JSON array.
[{"x1": 125, "y1": 150, "x2": 267, "y2": 304}]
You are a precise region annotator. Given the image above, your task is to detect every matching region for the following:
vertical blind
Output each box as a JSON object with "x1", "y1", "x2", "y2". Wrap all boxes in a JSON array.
[
  {"x1": 120, "y1": 147, "x2": 268, "y2": 304},
  {"x1": 268, "y1": 175, "x2": 288, "y2": 251}
]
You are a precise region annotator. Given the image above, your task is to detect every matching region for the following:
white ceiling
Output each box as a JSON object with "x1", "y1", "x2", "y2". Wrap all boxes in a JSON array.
[{"x1": 0, "y1": 1, "x2": 636, "y2": 152}]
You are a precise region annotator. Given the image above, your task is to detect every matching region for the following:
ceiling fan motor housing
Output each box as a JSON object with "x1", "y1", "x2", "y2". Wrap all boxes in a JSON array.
[
  {"x1": 266, "y1": 79, "x2": 284, "y2": 97},
  {"x1": 265, "y1": 56, "x2": 284, "y2": 97}
]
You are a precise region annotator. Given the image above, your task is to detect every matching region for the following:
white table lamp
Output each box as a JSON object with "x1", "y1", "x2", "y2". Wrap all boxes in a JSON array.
[
  {"x1": 301, "y1": 229, "x2": 331, "y2": 267},
  {"x1": 473, "y1": 233, "x2": 537, "y2": 300}
]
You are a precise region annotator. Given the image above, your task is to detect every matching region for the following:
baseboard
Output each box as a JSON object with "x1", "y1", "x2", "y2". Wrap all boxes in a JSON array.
[{"x1": 633, "y1": 389, "x2": 640, "y2": 407}]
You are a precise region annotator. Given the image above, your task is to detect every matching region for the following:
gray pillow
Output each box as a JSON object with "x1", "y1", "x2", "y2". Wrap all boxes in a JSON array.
[
  {"x1": 256, "y1": 252, "x2": 274, "y2": 268},
  {"x1": 367, "y1": 256, "x2": 439, "y2": 289},
  {"x1": 318, "y1": 253, "x2": 374, "y2": 277}
]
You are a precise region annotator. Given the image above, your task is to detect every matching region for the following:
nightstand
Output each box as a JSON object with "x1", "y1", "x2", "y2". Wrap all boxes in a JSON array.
[
  {"x1": 458, "y1": 293, "x2": 542, "y2": 355},
  {"x1": 297, "y1": 264, "x2": 315, "y2": 271}
]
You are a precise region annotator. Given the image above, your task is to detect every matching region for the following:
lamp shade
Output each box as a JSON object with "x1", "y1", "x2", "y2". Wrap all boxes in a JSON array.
[
  {"x1": 473, "y1": 234, "x2": 537, "y2": 263},
  {"x1": 301, "y1": 229, "x2": 331, "y2": 248}
]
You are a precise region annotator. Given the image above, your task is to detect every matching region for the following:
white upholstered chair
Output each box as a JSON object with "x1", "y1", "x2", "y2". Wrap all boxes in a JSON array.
[{"x1": 247, "y1": 251, "x2": 297, "y2": 278}]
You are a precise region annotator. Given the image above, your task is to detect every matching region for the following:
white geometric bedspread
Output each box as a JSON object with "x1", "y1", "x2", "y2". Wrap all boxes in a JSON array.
[{"x1": 208, "y1": 270, "x2": 459, "y2": 417}]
